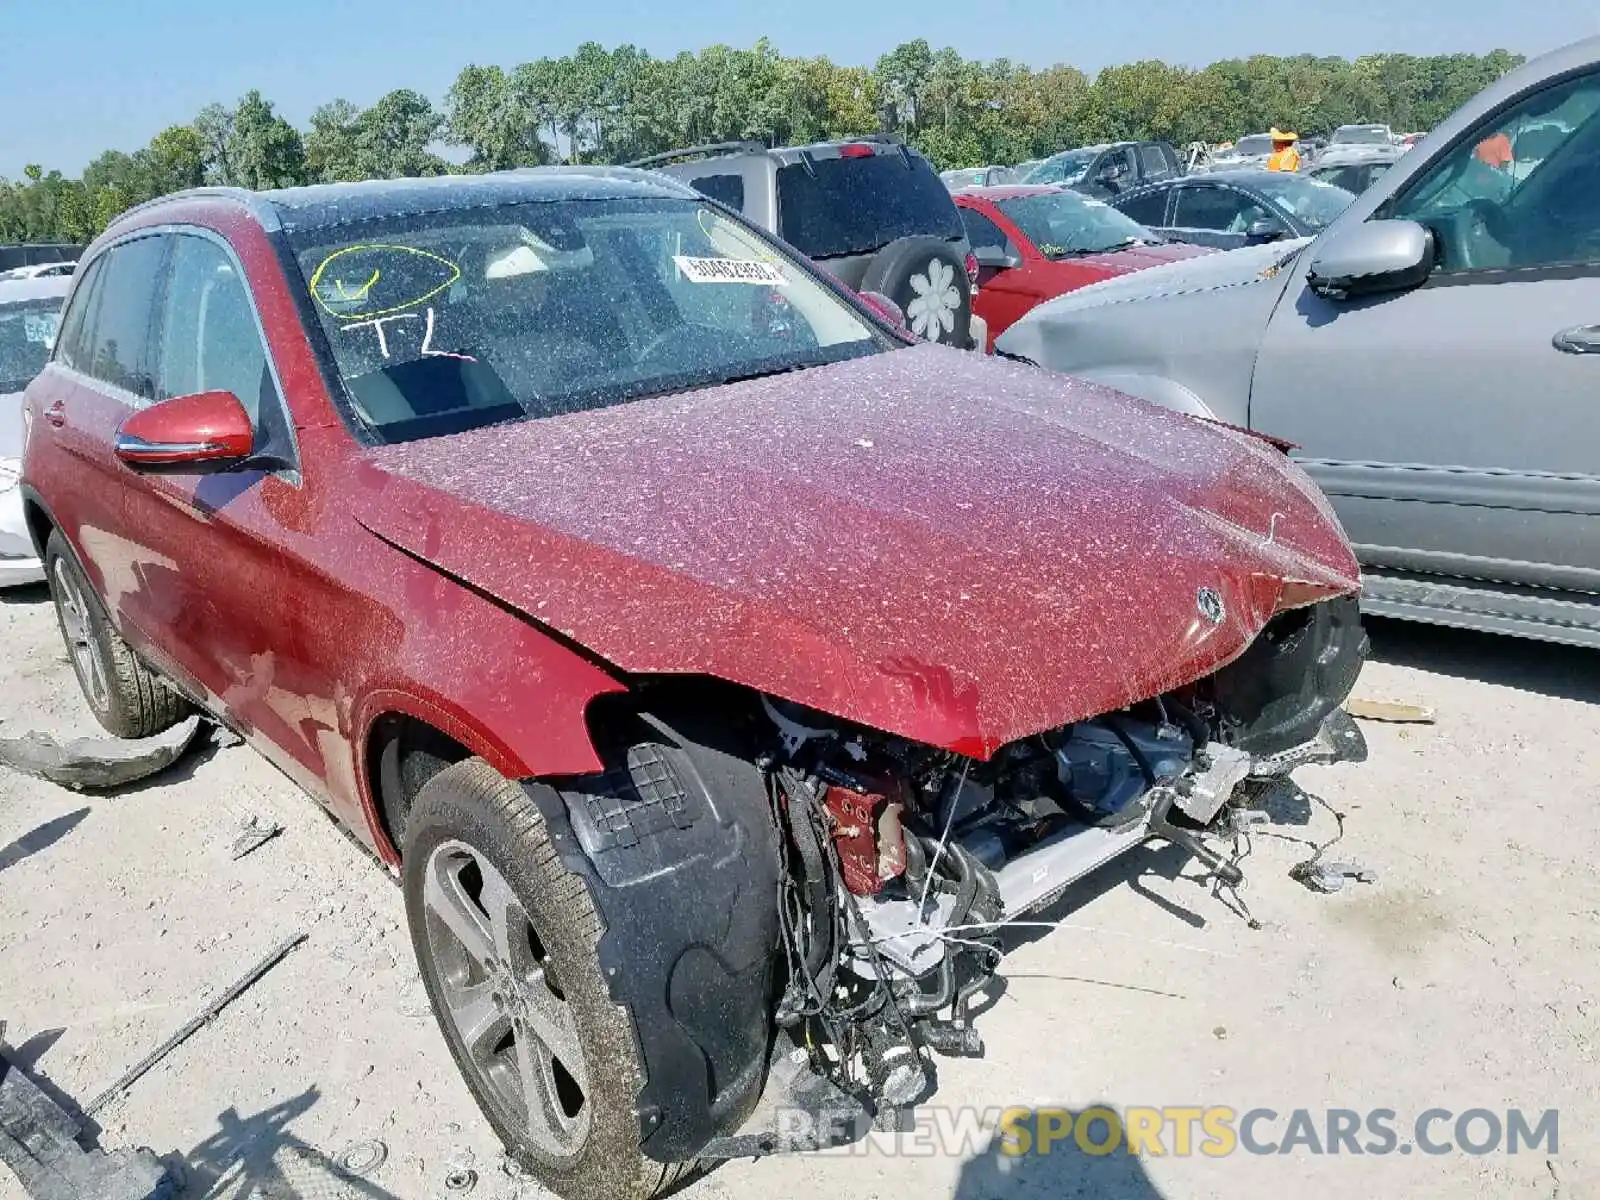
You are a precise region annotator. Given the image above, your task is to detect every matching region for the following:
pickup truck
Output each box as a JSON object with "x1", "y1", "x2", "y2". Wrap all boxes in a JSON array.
[{"x1": 1022, "y1": 140, "x2": 1184, "y2": 200}]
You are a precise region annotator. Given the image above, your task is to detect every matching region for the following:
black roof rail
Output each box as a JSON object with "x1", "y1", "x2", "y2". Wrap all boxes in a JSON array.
[{"x1": 625, "y1": 141, "x2": 768, "y2": 169}]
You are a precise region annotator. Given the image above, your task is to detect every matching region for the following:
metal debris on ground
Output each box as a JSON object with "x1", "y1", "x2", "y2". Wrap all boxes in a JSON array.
[
  {"x1": 1345, "y1": 698, "x2": 1437, "y2": 724},
  {"x1": 0, "y1": 1038, "x2": 174, "y2": 1199},
  {"x1": 229, "y1": 815, "x2": 284, "y2": 861},
  {"x1": 85, "y1": 933, "x2": 308, "y2": 1116},
  {"x1": 0, "y1": 716, "x2": 203, "y2": 791},
  {"x1": 331, "y1": 1139, "x2": 387, "y2": 1178},
  {"x1": 1290, "y1": 860, "x2": 1377, "y2": 894}
]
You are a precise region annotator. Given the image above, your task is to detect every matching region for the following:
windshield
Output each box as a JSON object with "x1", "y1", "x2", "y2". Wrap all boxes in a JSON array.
[
  {"x1": 291, "y1": 198, "x2": 887, "y2": 445},
  {"x1": 776, "y1": 154, "x2": 963, "y2": 259},
  {"x1": 997, "y1": 192, "x2": 1159, "y2": 257},
  {"x1": 1333, "y1": 126, "x2": 1390, "y2": 145},
  {"x1": 1025, "y1": 150, "x2": 1097, "y2": 186},
  {"x1": 1234, "y1": 136, "x2": 1274, "y2": 157},
  {"x1": 0, "y1": 300, "x2": 62, "y2": 394},
  {"x1": 1251, "y1": 174, "x2": 1357, "y2": 230},
  {"x1": 942, "y1": 169, "x2": 986, "y2": 189}
]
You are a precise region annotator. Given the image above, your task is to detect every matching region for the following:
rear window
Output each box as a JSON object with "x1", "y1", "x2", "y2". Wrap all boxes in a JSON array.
[
  {"x1": 690, "y1": 173, "x2": 746, "y2": 211},
  {"x1": 777, "y1": 153, "x2": 963, "y2": 259}
]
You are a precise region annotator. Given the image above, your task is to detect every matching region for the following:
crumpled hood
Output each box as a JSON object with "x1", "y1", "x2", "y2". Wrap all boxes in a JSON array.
[
  {"x1": 354, "y1": 344, "x2": 1358, "y2": 758},
  {"x1": 999, "y1": 237, "x2": 1311, "y2": 337}
]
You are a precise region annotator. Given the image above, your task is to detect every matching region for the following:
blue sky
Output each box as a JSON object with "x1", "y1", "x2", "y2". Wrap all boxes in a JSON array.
[{"x1": 6, "y1": 0, "x2": 1598, "y2": 177}]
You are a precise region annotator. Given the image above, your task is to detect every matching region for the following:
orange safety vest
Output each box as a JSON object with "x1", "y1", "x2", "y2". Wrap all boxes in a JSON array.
[{"x1": 1267, "y1": 147, "x2": 1300, "y2": 172}]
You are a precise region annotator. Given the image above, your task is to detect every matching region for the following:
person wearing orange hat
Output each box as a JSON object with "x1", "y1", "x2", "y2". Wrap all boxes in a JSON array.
[{"x1": 1266, "y1": 128, "x2": 1301, "y2": 172}]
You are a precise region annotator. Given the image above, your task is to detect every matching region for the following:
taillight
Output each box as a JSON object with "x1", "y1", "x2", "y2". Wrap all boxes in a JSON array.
[
  {"x1": 838, "y1": 143, "x2": 875, "y2": 158},
  {"x1": 965, "y1": 251, "x2": 979, "y2": 284}
]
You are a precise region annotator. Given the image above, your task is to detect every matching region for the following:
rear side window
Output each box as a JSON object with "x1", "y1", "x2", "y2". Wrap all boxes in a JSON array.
[
  {"x1": 54, "y1": 255, "x2": 106, "y2": 375},
  {"x1": 958, "y1": 208, "x2": 1012, "y2": 253},
  {"x1": 1172, "y1": 185, "x2": 1252, "y2": 231},
  {"x1": 777, "y1": 153, "x2": 963, "y2": 259},
  {"x1": 79, "y1": 235, "x2": 167, "y2": 400},
  {"x1": 690, "y1": 174, "x2": 746, "y2": 211},
  {"x1": 1139, "y1": 143, "x2": 1172, "y2": 180},
  {"x1": 1117, "y1": 188, "x2": 1171, "y2": 226}
]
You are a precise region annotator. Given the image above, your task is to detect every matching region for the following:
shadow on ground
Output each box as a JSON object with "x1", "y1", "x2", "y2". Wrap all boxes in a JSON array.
[
  {"x1": 0, "y1": 806, "x2": 88, "y2": 873},
  {"x1": 1365, "y1": 616, "x2": 1600, "y2": 705},
  {"x1": 953, "y1": 1103, "x2": 1165, "y2": 1199},
  {"x1": 183, "y1": 1088, "x2": 400, "y2": 1199}
]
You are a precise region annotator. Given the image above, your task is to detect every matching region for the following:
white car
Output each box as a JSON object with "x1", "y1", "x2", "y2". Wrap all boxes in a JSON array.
[
  {"x1": 0, "y1": 261, "x2": 77, "y2": 281},
  {"x1": 0, "y1": 276, "x2": 70, "y2": 587}
]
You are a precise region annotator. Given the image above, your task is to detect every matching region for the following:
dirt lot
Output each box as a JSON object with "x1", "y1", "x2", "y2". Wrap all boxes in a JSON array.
[{"x1": 1, "y1": 581, "x2": 1596, "y2": 1200}]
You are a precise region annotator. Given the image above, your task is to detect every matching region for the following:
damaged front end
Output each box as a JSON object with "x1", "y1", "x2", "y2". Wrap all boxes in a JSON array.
[{"x1": 720, "y1": 593, "x2": 1368, "y2": 1145}]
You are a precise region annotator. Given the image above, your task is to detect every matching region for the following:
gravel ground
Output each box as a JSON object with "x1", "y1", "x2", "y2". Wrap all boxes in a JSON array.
[{"x1": 0, "y1": 581, "x2": 1595, "y2": 1200}]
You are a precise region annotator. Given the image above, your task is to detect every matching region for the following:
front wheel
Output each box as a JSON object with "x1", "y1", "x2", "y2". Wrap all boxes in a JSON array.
[{"x1": 402, "y1": 759, "x2": 696, "y2": 1200}]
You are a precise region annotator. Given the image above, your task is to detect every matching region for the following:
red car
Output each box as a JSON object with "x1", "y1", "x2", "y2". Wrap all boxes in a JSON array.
[
  {"x1": 21, "y1": 173, "x2": 1366, "y2": 1200},
  {"x1": 955, "y1": 184, "x2": 1212, "y2": 347}
]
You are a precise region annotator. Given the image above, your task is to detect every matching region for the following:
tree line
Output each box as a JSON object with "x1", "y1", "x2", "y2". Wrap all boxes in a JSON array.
[{"x1": 1, "y1": 39, "x2": 1523, "y2": 244}]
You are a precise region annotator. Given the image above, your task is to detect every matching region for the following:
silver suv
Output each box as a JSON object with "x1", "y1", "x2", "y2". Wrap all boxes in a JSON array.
[{"x1": 631, "y1": 137, "x2": 984, "y2": 350}]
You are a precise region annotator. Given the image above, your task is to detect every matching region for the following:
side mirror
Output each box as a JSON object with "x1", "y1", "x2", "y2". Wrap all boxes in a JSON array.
[
  {"x1": 972, "y1": 244, "x2": 1023, "y2": 271},
  {"x1": 1308, "y1": 218, "x2": 1434, "y2": 299},
  {"x1": 1246, "y1": 219, "x2": 1287, "y2": 245},
  {"x1": 858, "y1": 290, "x2": 908, "y2": 331},
  {"x1": 115, "y1": 389, "x2": 254, "y2": 469}
]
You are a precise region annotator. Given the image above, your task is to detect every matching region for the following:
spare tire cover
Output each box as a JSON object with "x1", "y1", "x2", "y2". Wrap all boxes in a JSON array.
[{"x1": 860, "y1": 236, "x2": 972, "y2": 347}]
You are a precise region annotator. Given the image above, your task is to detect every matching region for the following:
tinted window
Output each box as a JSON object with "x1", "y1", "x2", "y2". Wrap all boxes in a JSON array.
[
  {"x1": 997, "y1": 191, "x2": 1157, "y2": 255},
  {"x1": 958, "y1": 208, "x2": 1011, "y2": 252},
  {"x1": 290, "y1": 198, "x2": 884, "y2": 444},
  {"x1": 82, "y1": 236, "x2": 166, "y2": 399},
  {"x1": 159, "y1": 235, "x2": 278, "y2": 435},
  {"x1": 54, "y1": 255, "x2": 105, "y2": 375},
  {"x1": 0, "y1": 300, "x2": 63, "y2": 394},
  {"x1": 1235, "y1": 136, "x2": 1274, "y2": 157},
  {"x1": 1332, "y1": 125, "x2": 1390, "y2": 145},
  {"x1": 1117, "y1": 188, "x2": 1170, "y2": 226},
  {"x1": 777, "y1": 154, "x2": 963, "y2": 259},
  {"x1": 1138, "y1": 143, "x2": 1171, "y2": 180},
  {"x1": 1391, "y1": 71, "x2": 1600, "y2": 273},
  {"x1": 1172, "y1": 185, "x2": 1254, "y2": 230},
  {"x1": 1312, "y1": 166, "x2": 1359, "y2": 192},
  {"x1": 690, "y1": 173, "x2": 745, "y2": 211},
  {"x1": 1249, "y1": 173, "x2": 1358, "y2": 230},
  {"x1": 1025, "y1": 149, "x2": 1097, "y2": 186}
]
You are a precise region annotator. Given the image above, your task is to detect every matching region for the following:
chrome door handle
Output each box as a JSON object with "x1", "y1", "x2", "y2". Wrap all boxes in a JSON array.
[
  {"x1": 43, "y1": 399, "x2": 66, "y2": 427},
  {"x1": 1552, "y1": 324, "x2": 1600, "y2": 354}
]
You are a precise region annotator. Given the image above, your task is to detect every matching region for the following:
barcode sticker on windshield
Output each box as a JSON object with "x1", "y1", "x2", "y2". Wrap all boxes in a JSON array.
[{"x1": 674, "y1": 256, "x2": 789, "y2": 286}]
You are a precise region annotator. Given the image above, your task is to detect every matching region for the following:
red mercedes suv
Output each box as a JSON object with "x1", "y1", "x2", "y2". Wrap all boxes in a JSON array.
[{"x1": 21, "y1": 170, "x2": 1367, "y2": 1200}]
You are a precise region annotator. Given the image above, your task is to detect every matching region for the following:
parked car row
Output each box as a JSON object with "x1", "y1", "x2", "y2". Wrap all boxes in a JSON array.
[{"x1": 998, "y1": 35, "x2": 1600, "y2": 650}]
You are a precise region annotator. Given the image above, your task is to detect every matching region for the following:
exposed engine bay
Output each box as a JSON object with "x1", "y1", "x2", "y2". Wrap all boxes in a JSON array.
[{"x1": 745, "y1": 596, "x2": 1369, "y2": 1122}]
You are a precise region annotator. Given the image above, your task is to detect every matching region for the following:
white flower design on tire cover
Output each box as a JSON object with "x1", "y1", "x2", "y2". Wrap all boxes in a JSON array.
[{"x1": 904, "y1": 258, "x2": 960, "y2": 341}]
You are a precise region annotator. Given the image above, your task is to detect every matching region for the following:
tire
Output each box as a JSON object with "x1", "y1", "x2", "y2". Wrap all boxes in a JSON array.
[
  {"x1": 403, "y1": 758, "x2": 702, "y2": 1200},
  {"x1": 860, "y1": 236, "x2": 973, "y2": 348},
  {"x1": 44, "y1": 529, "x2": 190, "y2": 739}
]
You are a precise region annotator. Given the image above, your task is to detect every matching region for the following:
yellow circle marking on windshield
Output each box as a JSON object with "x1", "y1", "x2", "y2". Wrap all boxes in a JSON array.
[{"x1": 308, "y1": 244, "x2": 463, "y2": 321}]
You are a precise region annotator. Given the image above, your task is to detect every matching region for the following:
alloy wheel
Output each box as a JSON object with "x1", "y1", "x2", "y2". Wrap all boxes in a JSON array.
[
  {"x1": 53, "y1": 559, "x2": 109, "y2": 714},
  {"x1": 421, "y1": 840, "x2": 591, "y2": 1155}
]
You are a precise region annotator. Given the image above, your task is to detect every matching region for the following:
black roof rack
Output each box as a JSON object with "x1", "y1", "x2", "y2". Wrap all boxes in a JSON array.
[{"x1": 625, "y1": 141, "x2": 768, "y2": 169}]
